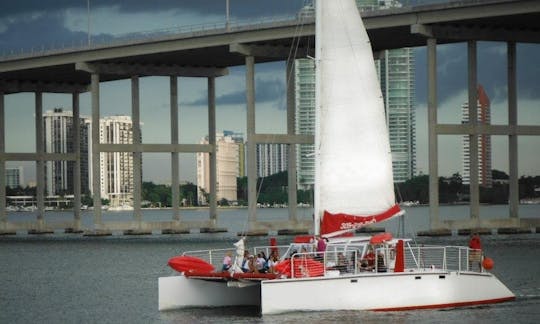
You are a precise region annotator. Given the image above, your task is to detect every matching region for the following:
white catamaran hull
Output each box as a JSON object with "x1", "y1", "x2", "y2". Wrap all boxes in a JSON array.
[
  {"x1": 261, "y1": 271, "x2": 514, "y2": 314},
  {"x1": 159, "y1": 270, "x2": 514, "y2": 314}
]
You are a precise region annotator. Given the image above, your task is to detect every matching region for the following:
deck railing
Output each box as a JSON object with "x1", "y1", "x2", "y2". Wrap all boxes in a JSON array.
[{"x1": 181, "y1": 244, "x2": 483, "y2": 277}]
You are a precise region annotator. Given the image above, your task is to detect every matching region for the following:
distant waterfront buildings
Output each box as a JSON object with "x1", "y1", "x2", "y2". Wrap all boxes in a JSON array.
[
  {"x1": 462, "y1": 85, "x2": 492, "y2": 187},
  {"x1": 197, "y1": 132, "x2": 239, "y2": 204},
  {"x1": 256, "y1": 144, "x2": 288, "y2": 178},
  {"x1": 5, "y1": 166, "x2": 24, "y2": 188},
  {"x1": 294, "y1": 0, "x2": 416, "y2": 188},
  {"x1": 99, "y1": 115, "x2": 140, "y2": 207},
  {"x1": 43, "y1": 108, "x2": 91, "y2": 195}
]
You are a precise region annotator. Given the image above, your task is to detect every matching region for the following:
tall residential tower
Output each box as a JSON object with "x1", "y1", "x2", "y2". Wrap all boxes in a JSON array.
[
  {"x1": 43, "y1": 108, "x2": 91, "y2": 195},
  {"x1": 99, "y1": 115, "x2": 140, "y2": 207},
  {"x1": 462, "y1": 85, "x2": 492, "y2": 187},
  {"x1": 295, "y1": 0, "x2": 416, "y2": 188}
]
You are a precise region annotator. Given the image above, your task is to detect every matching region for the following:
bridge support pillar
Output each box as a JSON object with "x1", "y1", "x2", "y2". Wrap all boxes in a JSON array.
[
  {"x1": 35, "y1": 91, "x2": 45, "y2": 225},
  {"x1": 72, "y1": 92, "x2": 82, "y2": 230},
  {"x1": 131, "y1": 76, "x2": 143, "y2": 226},
  {"x1": 0, "y1": 91, "x2": 5, "y2": 229},
  {"x1": 245, "y1": 55, "x2": 258, "y2": 231},
  {"x1": 90, "y1": 73, "x2": 103, "y2": 228},
  {"x1": 507, "y1": 42, "x2": 519, "y2": 219},
  {"x1": 170, "y1": 76, "x2": 180, "y2": 221},
  {"x1": 427, "y1": 38, "x2": 440, "y2": 229},
  {"x1": 208, "y1": 76, "x2": 217, "y2": 224},
  {"x1": 467, "y1": 40, "x2": 480, "y2": 224}
]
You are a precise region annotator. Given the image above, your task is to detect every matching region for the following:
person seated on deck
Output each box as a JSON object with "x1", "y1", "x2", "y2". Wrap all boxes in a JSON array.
[
  {"x1": 248, "y1": 255, "x2": 259, "y2": 273},
  {"x1": 256, "y1": 253, "x2": 267, "y2": 273},
  {"x1": 361, "y1": 247, "x2": 376, "y2": 271},
  {"x1": 221, "y1": 251, "x2": 232, "y2": 272},
  {"x1": 241, "y1": 250, "x2": 251, "y2": 273},
  {"x1": 336, "y1": 252, "x2": 349, "y2": 273},
  {"x1": 266, "y1": 250, "x2": 280, "y2": 273},
  {"x1": 376, "y1": 251, "x2": 387, "y2": 272},
  {"x1": 301, "y1": 246, "x2": 312, "y2": 258},
  {"x1": 289, "y1": 249, "x2": 299, "y2": 259}
]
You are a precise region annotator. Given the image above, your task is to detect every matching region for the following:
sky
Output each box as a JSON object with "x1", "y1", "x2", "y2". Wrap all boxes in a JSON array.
[{"x1": 1, "y1": 0, "x2": 539, "y2": 186}]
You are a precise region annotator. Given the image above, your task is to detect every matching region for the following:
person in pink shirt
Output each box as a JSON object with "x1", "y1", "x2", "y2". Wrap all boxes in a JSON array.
[{"x1": 221, "y1": 251, "x2": 232, "y2": 272}]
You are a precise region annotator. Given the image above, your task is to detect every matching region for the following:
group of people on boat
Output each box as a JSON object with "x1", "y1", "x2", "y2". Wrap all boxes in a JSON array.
[{"x1": 221, "y1": 248, "x2": 281, "y2": 274}]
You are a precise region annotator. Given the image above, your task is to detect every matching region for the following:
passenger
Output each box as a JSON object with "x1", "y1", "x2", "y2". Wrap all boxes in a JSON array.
[
  {"x1": 256, "y1": 253, "x2": 267, "y2": 273},
  {"x1": 315, "y1": 236, "x2": 327, "y2": 261},
  {"x1": 248, "y1": 255, "x2": 258, "y2": 273},
  {"x1": 289, "y1": 249, "x2": 298, "y2": 258},
  {"x1": 301, "y1": 246, "x2": 311, "y2": 258},
  {"x1": 241, "y1": 250, "x2": 251, "y2": 272},
  {"x1": 362, "y1": 246, "x2": 375, "y2": 271},
  {"x1": 336, "y1": 252, "x2": 349, "y2": 273},
  {"x1": 221, "y1": 251, "x2": 232, "y2": 272},
  {"x1": 469, "y1": 232, "x2": 482, "y2": 270},
  {"x1": 376, "y1": 251, "x2": 387, "y2": 272},
  {"x1": 267, "y1": 250, "x2": 280, "y2": 273}
]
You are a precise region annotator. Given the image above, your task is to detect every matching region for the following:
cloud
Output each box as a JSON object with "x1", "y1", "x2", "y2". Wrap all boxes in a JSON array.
[
  {"x1": 185, "y1": 76, "x2": 285, "y2": 110},
  {"x1": 64, "y1": 6, "x2": 224, "y2": 37},
  {"x1": 0, "y1": 12, "x2": 91, "y2": 54},
  {"x1": 0, "y1": 0, "x2": 308, "y2": 22},
  {"x1": 415, "y1": 42, "x2": 540, "y2": 109}
]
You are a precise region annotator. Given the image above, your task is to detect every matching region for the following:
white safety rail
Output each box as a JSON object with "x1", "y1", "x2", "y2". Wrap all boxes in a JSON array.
[
  {"x1": 182, "y1": 248, "x2": 234, "y2": 269},
  {"x1": 404, "y1": 245, "x2": 477, "y2": 273},
  {"x1": 180, "y1": 244, "x2": 481, "y2": 277}
]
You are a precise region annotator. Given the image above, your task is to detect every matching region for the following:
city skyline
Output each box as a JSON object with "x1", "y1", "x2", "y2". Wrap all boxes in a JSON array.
[{"x1": 1, "y1": 0, "x2": 539, "y2": 186}]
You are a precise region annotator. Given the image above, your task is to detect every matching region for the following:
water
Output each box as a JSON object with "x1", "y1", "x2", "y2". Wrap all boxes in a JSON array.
[{"x1": 1, "y1": 206, "x2": 539, "y2": 323}]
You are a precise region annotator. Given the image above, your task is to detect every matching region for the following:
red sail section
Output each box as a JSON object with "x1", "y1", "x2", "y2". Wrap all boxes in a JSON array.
[{"x1": 321, "y1": 204, "x2": 402, "y2": 236}]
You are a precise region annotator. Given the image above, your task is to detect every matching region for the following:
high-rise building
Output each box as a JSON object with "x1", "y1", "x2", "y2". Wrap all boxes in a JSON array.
[
  {"x1": 295, "y1": 58, "x2": 316, "y2": 190},
  {"x1": 462, "y1": 85, "x2": 492, "y2": 187},
  {"x1": 43, "y1": 108, "x2": 91, "y2": 195},
  {"x1": 256, "y1": 144, "x2": 288, "y2": 178},
  {"x1": 378, "y1": 47, "x2": 416, "y2": 183},
  {"x1": 294, "y1": 0, "x2": 416, "y2": 188},
  {"x1": 6, "y1": 166, "x2": 24, "y2": 188},
  {"x1": 196, "y1": 132, "x2": 239, "y2": 204},
  {"x1": 223, "y1": 130, "x2": 245, "y2": 177},
  {"x1": 99, "y1": 115, "x2": 140, "y2": 206}
]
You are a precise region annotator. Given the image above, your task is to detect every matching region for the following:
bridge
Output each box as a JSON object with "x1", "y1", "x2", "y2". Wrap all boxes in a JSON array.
[{"x1": 1, "y1": 0, "x2": 539, "y2": 235}]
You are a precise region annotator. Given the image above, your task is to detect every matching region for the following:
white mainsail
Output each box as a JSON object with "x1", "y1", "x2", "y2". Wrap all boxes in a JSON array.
[{"x1": 314, "y1": 0, "x2": 399, "y2": 235}]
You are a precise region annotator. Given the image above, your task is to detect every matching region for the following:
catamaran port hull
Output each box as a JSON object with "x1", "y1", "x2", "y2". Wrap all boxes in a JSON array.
[{"x1": 158, "y1": 275, "x2": 259, "y2": 311}]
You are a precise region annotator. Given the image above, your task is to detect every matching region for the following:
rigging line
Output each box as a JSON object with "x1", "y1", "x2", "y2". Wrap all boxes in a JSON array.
[{"x1": 286, "y1": 3, "x2": 309, "y2": 83}]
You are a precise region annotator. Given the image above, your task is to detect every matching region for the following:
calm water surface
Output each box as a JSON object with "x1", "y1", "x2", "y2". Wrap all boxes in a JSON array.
[{"x1": 1, "y1": 206, "x2": 539, "y2": 323}]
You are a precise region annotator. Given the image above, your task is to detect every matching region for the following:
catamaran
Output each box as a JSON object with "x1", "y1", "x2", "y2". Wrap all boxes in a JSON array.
[{"x1": 159, "y1": 0, "x2": 514, "y2": 314}]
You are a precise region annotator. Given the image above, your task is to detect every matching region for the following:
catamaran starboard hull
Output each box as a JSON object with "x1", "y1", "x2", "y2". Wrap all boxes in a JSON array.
[{"x1": 260, "y1": 271, "x2": 514, "y2": 314}]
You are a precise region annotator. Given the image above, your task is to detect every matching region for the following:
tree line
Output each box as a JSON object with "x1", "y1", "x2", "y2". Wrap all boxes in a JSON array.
[{"x1": 5, "y1": 169, "x2": 539, "y2": 207}]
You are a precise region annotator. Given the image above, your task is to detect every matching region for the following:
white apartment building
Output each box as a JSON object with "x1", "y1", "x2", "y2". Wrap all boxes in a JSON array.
[
  {"x1": 6, "y1": 166, "x2": 23, "y2": 189},
  {"x1": 43, "y1": 108, "x2": 91, "y2": 195},
  {"x1": 99, "y1": 115, "x2": 138, "y2": 206},
  {"x1": 197, "y1": 133, "x2": 239, "y2": 205},
  {"x1": 257, "y1": 143, "x2": 288, "y2": 178}
]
